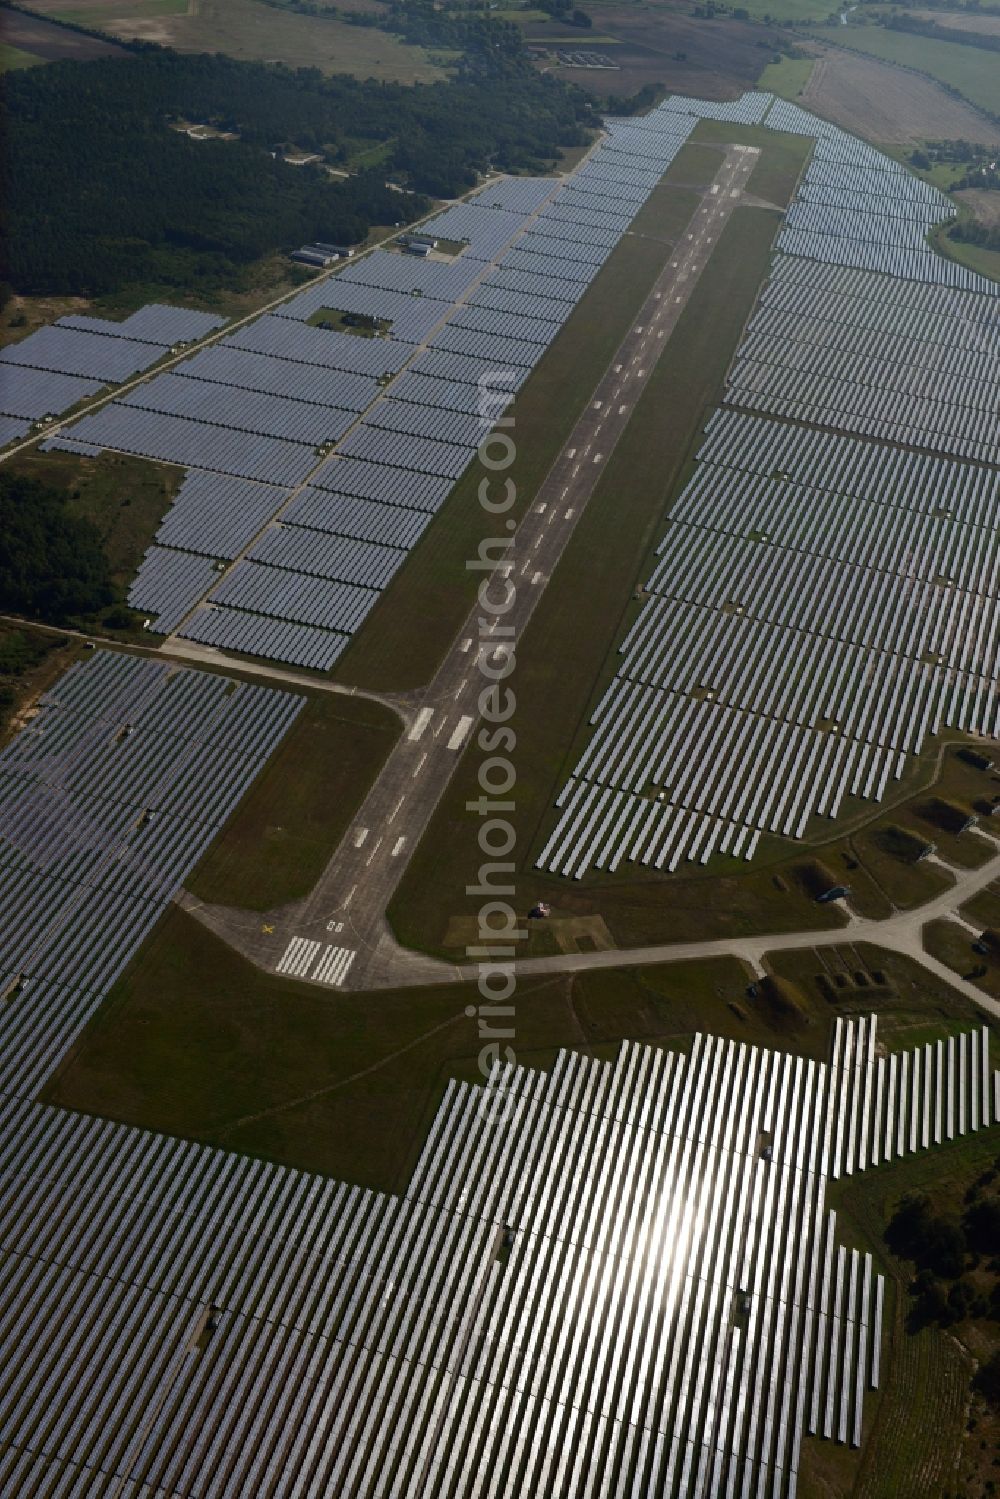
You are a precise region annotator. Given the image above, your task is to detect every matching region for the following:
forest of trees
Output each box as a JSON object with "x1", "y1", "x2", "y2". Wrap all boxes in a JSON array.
[
  {"x1": 0, "y1": 47, "x2": 597, "y2": 297},
  {"x1": 886, "y1": 1178, "x2": 1000, "y2": 1332},
  {"x1": 0, "y1": 473, "x2": 115, "y2": 625}
]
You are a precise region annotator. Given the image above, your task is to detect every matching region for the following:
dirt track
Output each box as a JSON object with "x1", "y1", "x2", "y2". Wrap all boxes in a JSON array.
[{"x1": 802, "y1": 45, "x2": 1000, "y2": 148}]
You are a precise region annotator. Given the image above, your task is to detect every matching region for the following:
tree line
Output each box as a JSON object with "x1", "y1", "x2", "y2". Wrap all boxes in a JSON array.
[
  {"x1": 0, "y1": 473, "x2": 115, "y2": 625},
  {"x1": 1, "y1": 48, "x2": 598, "y2": 297}
]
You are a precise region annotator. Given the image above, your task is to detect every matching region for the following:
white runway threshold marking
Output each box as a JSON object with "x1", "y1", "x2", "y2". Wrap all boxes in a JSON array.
[
  {"x1": 408, "y1": 706, "x2": 434, "y2": 742},
  {"x1": 311, "y1": 945, "x2": 356, "y2": 987},
  {"x1": 447, "y1": 715, "x2": 473, "y2": 751},
  {"x1": 353, "y1": 826, "x2": 369, "y2": 848},
  {"x1": 276, "y1": 937, "x2": 320, "y2": 978}
]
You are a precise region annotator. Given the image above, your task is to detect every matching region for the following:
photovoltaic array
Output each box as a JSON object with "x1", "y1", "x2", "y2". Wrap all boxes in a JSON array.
[
  {"x1": 0, "y1": 305, "x2": 226, "y2": 443},
  {"x1": 540, "y1": 92, "x2": 1000, "y2": 878},
  {"x1": 1, "y1": 997, "x2": 997, "y2": 1495},
  {"x1": 54, "y1": 110, "x2": 698, "y2": 669},
  {"x1": 0, "y1": 650, "x2": 302, "y2": 1098}
]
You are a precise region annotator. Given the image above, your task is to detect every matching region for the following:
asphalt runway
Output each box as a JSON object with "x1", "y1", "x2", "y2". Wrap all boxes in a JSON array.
[{"x1": 182, "y1": 145, "x2": 763, "y2": 991}]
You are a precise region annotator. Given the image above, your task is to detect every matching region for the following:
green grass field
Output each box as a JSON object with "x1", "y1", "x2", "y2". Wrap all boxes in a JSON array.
[
  {"x1": 55, "y1": 0, "x2": 188, "y2": 20},
  {"x1": 929, "y1": 216, "x2": 1000, "y2": 289},
  {"x1": 185, "y1": 691, "x2": 400, "y2": 910},
  {"x1": 45, "y1": 902, "x2": 843, "y2": 1187},
  {"x1": 813, "y1": 24, "x2": 1000, "y2": 117},
  {"x1": 690, "y1": 120, "x2": 815, "y2": 206},
  {"x1": 925, "y1": 917, "x2": 1000, "y2": 1001},
  {"x1": 757, "y1": 54, "x2": 816, "y2": 102},
  {"x1": 25, "y1": 0, "x2": 451, "y2": 81},
  {"x1": 732, "y1": 0, "x2": 839, "y2": 21},
  {"x1": 0, "y1": 42, "x2": 45, "y2": 69},
  {"x1": 4, "y1": 446, "x2": 182, "y2": 598}
]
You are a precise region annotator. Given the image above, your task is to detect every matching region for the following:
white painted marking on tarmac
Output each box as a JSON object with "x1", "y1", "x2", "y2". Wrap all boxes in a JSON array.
[
  {"x1": 592, "y1": 453, "x2": 602, "y2": 463},
  {"x1": 343, "y1": 886, "x2": 356, "y2": 908},
  {"x1": 353, "y1": 827, "x2": 369, "y2": 848},
  {"x1": 447, "y1": 715, "x2": 473, "y2": 750},
  {"x1": 366, "y1": 836, "x2": 383, "y2": 865},
  {"x1": 564, "y1": 508, "x2": 574, "y2": 519},
  {"x1": 388, "y1": 795, "x2": 404, "y2": 823},
  {"x1": 391, "y1": 837, "x2": 407, "y2": 857},
  {"x1": 459, "y1": 637, "x2": 472, "y2": 653},
  {"x1": 532, "y1": 570, "x2": 543, "y2": 584},
  {"x1": 276, "y1": 937, "x2": 320, "y2": 977},
  {"x1": 408, "y1": 706, "x2": 433, "y2": 742},
  {"x1": 614, "y1": 363, "x2": 622, "y2": 372},
  {"x1": 710, "y1": 184, "x2": 719, "y2": 194},
  {"x1": 412, "y1": 751, "x2": 427, "y2": 778},
  {"x1": 637, "y1": 369, "x2": 645, "y2": 378},
  {"x1": 593, "y1": 399, "x2": 602, "y2": 409},
  {"x1": 618, "y1": 404, "x2": 628, "y2": 415},
  {"x1": 537, "y1": 502, "x2": 547, "y2": 513},
  {"x1": 311, "y1": 945, "x2": 356, "y2": 987},
  {"x1": 567, "y1": 448, "x2": 576, "y2": 459}
]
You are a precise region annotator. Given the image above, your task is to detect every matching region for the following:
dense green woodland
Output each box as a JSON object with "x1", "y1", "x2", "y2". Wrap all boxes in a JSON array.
[
  {"x1": 0, "y1": 474, "x2": 114, "y2": 624},
  {"x1": 0, "y1": 49, "x2": 597, "y2": 296}
]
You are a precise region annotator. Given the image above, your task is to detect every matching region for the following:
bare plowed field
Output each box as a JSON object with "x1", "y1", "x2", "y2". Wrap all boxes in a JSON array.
[
  {"x1": 0, "y1": 8, "x2": 125, "y2": 58},
  {"x1": 802, "y1": 45, "x2": 1000, "y2": 147},
  {"x1": 533, "y1": 6, "x2": 772, "y2": 99},
  {"x1": 912, "y1": 9, "x2": 1000, "y2": 37}
]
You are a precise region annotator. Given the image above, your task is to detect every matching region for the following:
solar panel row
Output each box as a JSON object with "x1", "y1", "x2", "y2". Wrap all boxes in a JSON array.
[
  {"x1": 0, "y1": 649, "x2": 301, "y2": 1096},
  {"x1": 540, "y1": 95, "x2": 1000, "y2": 877},
  {"x1": 120, "y1": 372, "x2": 355, "y2": 447},
  {"x1": 127, "y1": 545, "x2": 221, "y2": 634},
  {"x1": 181, "y1": 603, "x2": 347, "y2": 670},
  {"x1": 2, "y1": 906, "x2": 996, "y2": 1499},
  {"x1": 153, "y1": 471, "x2": 288, "y2": 560},
  {"x1": 61, "y1": 106, "x2": 697, "y2": 666}
]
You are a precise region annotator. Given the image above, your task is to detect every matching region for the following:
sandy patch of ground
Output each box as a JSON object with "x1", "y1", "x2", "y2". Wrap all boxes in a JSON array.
[{"x1": 801, "y1": 44, "x2": 1000, "y2": 148}]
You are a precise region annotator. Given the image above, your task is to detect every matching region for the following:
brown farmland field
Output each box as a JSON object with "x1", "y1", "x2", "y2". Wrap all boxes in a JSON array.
[
  {"x1": 0, "y1": 6, "x2": 126, "y2": 58},
  {"x1": 20, "y1": 0, "x2": 449, "y2": 79},
  {"x1": 801, "y1": 44, "x2": 1000, "y2": 147},
  {"x1": 528, "y1": 6, "x2": 776, "y2": 99}
]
